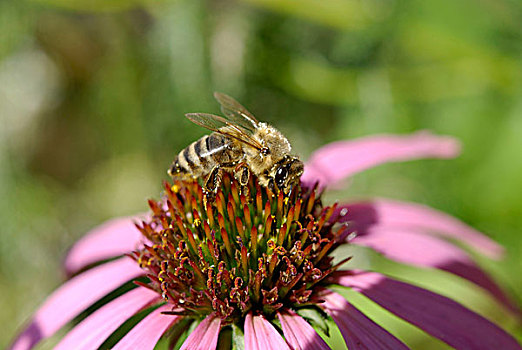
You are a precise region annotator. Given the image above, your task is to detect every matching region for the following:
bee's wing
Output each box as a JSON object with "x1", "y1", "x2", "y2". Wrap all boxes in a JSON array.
[
  {"x1": 213, "y1": 92, "x2": 259, "y2": 133},
  {"x1": 186, "y1": 113, "x2": 265, "y2": 151}
]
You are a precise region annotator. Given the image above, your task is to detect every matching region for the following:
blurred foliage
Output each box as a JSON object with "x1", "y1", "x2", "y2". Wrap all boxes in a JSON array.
[{"x1": 1, "y1": 0, "x2": 521, "y2": 348}]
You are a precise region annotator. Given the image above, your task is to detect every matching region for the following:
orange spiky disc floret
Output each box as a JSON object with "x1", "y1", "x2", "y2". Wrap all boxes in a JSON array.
[{"x1": 130, "y1": 173, "x2": 349, "y2": 325}]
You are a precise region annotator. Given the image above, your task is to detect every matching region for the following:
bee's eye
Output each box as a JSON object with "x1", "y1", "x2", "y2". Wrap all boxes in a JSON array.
[{"x1": 275, "y1": 166, "x2": 288, "y2": 188}]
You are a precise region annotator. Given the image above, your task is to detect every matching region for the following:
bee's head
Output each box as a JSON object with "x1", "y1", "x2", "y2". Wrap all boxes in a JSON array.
[{"x1": 270, "y1": 155, "x2": 304, "y2": 194}]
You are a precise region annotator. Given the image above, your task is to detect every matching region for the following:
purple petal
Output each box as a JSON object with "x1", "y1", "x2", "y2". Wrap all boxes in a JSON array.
[
  {"x1": 334, "y1": 199, "x2": 503, "y2": 258},
  {"x1": 302, "y1": 131, "x2": 460, "y2": 188},
  {"x1": 113, "y1": 304, "x2": 181, "y2": 350},
  {"x1": 277, "y1": 310, "x2": 331, "y2": 350},
  {"x1": 54, "y1": 287, "x2": 160, "y2": 350},
  {"x1": 180, "y1": 313, "x2": 222, "y2": 350},
  {"x1": 350, "y1": 227, "x2": 519, "y2": 314},
  {"x1": 65, "y1": 216, "x2": 145, "y2": 275},
  {"x1": 334, "y1": 271, "x2": 522, "y2": 350},
  {"x1": 319, "y1": 289, "x2": 409, "y2": 350},
  {"x1": 9, "y1": 257, "x2": 144, "y2": 350},
  {"x1": 244, "y1": 312, "x2": 290, "y2": 350}
]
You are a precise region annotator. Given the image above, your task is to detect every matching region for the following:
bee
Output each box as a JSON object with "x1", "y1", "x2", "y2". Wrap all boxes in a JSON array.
[{"x1": 168, "y1": 92, "x2": 304, "y2": 196}]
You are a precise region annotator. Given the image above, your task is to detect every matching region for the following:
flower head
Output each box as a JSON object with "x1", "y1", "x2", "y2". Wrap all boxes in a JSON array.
[
  {"x1": 134, "y1": 174, "x2": 346, "y2": 324},
  {"x1": 10, "y1": 132, "x2": 522, "y2": 350}
]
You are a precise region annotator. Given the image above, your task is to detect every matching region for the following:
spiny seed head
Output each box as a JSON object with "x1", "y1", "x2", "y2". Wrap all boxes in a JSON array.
[{"x1": 131, "y1": 173, "x2": 347, "y2": 325}]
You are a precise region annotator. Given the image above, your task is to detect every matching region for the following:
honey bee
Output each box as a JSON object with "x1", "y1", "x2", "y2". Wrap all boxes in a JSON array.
[{"x1": 168, "y1": 92, "x2": 304, "y2": 196}]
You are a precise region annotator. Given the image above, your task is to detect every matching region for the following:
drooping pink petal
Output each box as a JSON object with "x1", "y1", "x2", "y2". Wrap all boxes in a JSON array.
[
  {"x1": 54, "y1": 287, "x2": 160, "y2": 350},
  {"x1": 112, "y1": 304, "x2": 181, "y2": 350},
  {"x1": 9, "y1": 257, "x2": 144, "y2": 350},
  {"x1": 319, "y1": 289, "x2": 408, "y2": 350},
  {"x1": 244, "y1": 312, "x2": 290, "y2": 350},
  {"x1": 302, "y1": 131, "x2": 460, "y2": 188},
  {"x1": 180, "y1": 313, "x2": 222, "y2": 350},
  {"x1": 334, "y1": 271, "x2": 522, "y2": 350},
  {"x1": 65, "y1": 216, "x2": 145, "y2": 275},
  {"x1": 277, "y1": 310, "x2": 330, "y2": 350},
  {"x1": 334, "y1": 199, "x2": 503, "y2": 258},
  {"x1": 349, "y1": 227, "x2": 519, "y2": 314}
]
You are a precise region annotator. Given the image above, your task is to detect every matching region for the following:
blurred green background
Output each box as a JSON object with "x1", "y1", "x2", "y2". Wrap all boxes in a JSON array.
[{"x1": 1, "y1": 0, "x2": 521, "y2": 348}]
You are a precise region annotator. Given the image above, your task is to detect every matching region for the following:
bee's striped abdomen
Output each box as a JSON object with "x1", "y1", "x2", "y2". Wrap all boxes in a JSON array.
[
  {"x1": 169, "y1": 134, "x2": 225, "y2": 177},
  {"x1": 170, "y1": 137, "x2": 207, "y2": 177},
  {"x1": 169, "y1": 132, "x2": 244, "y2": 180}
]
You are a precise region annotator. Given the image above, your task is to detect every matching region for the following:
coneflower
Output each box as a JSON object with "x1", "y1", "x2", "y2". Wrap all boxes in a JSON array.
[{"x1": 10, "y1": 132, "x2": 521, "y2": 349}]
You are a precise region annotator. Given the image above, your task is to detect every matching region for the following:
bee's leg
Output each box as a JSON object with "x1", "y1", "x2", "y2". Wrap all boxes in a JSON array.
[
  {"x1": 203, "y1": 166, "x2": 223, "y2": 203},
  {"x1": 234, "y1": 163, "x2": 251, "y2": 200},
  {"x1": 266, "y1": 178, "x2": 276, "y2": 197},
  {"x1": 234, "y1": 163, "x2": 250, "y2": 186}
]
